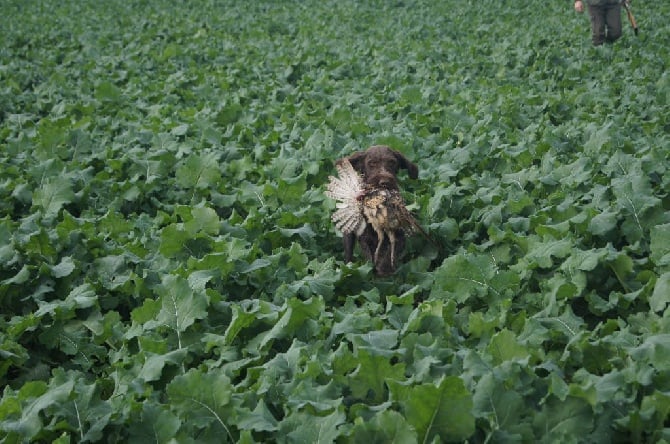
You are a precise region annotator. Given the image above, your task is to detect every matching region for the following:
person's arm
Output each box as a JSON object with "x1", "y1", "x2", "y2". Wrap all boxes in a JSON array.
[{"x1": 574, "y1": 0, "x2": 584, "y2": 12}]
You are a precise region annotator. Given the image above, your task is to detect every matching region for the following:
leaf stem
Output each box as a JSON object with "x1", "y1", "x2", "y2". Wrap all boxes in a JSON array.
[
  {"x1": 456, "y1": 277, "x2": 501, "y2": 297},
  {"x1": 74, "y1": 400, "x2": 85, "y2": 441},
  {"x1": 190, "y1": 398, "x2": 234, "y2": 442},
  {"x1": 624, "y1": 194, "x2": 643, "y2": 234}
]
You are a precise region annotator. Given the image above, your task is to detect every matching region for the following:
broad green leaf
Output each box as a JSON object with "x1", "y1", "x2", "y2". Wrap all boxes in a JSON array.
[
  {"x1": 220, "y1": 236, "x2": 252, "y2": 261},
  {"x1": 286, "y1": 380, "x2": 342, "y2": 412},
  {"x1": 2, "y1": 265, "x2": 30, "y2": 286},
  {"x1": 285, "y1": 258, "x2": 339, "y2": 300},
  {"x1": 535, "y1": 306, "x2": 585, "y2": 340},
  {"x1": 32, "y1": 177, "x2": 74, "y2": 220},
  {"x1": 468, "y1": 310, "x2": 502, "y2": 339},
  {"x1": 159, "y1": 224, "x2": 191, "y2": 257},
  {"x1": 401, "y1": 85, "x2": 423, "y2": 105},
  {"x1": 257, "y1": 296, "x2": 324, "y2": 350},
  {"x1": 560, "y1": 248, "x2": 607, "y2": 272},
  {"x1": 566, "y1": 369, "x2": 599, "y2": 407},
  {"x1": 650, "y1": 272, "x2": 670, "y2": 313},
  {"x1": 187, "y1": 269, "x2": 217, "y2": 292},
  {"x1": 144, "y1": 274, "x2": 208, "y2": 338},
  {"x1": 629, "y1": 334, "x2": 670, "y2": 369},
  {"x1": 349, "y1": 349, "x2": 405, "y2": 404},
  {"x1": 184, "y1": 206, "x2": 220, "y2": 236},
  {"x1": 176, "y1": 152, "x2": 221, "y2": 190},
  {"x1": 611, "y1": 175, "x2": 662, "y2": 239},
  {"x1": 639, "y1": 391, "x2": 670, "y2": 432},
  {"x1": 95, "y1": 80, "x2": 122, "y2": 102},
  {"x1": 130, "y1": 298, "x2": 162, "y2": 325},
  {"x1": 128, "y1": 403, "x2": 181, "y2": 443},
  {"x1": 235, "y1": 400, "x2": 279, "y2": 432},
  {"x1": 216, "y1": 103, "x2": 243, "y2": 126},
  {"x1": 279, "y1": 224, "x2": 316, "y2": 241},
  {"x1": 94, "y1": 254, "x2": 132, "y2": 290},
  {"x1": 349, "y1": 409, "x2": 417, "y2": 444},
  {"x1": 533, "y1": 397, "x2": 593, "y2": 441},
  {"x1": 237, "y1": 258, "x2": 272, "y2": 274},
  {"x1": 0, "y1": 219, "x2": 17, "y2": 264},
  {"x1": 138, "y1": 349, "x2": 188, "y2": 381},
  {"x1": 473, "y1": 373, "x2": 532, "y2": 440},
  {"x1": 330, "y1": 310, "x2": 376, "y2": 338},
  {"x1": 171, "y1": 123, "x2": 189, "y2": 136},
  {"x1": 524, "y1": 236, "x2": 573, "y2": 269},
  {"x1": 167, "y1": 368, "x2": 234, "y2": 439},
  {"x1": 650, "y1": 223, "x2": 670, "y2": 268},
  {"x1": 548, "y1": 372, "x2": 570, "y2": 401},
  {"x1": 281, "y1": 410, "x2": 346, "y2": 444},
  {"x1": 34, "y1": 283, "x2": 97, "y2": 317},
  {"x1": 583, "y1": 122, "x2": 611, "y2": 154},
  {"x1": 403, "y1": 376, "x2": 475, "y2": 443},
  {"x1": 400, "y1": 333, "x2": 450, "y2": 383},
  {"x1": 431, "y1": 253, "x2": 499, "y2": 302},
  {"x1": 50, "y1": 256, "x2": 76, "y2": 278},
  {"x1": 223, "y1": 304, "x2": 259, "y2": 345},
  {"x1": 35, "y1": 119, "x2": 77, "y2": 161},
  {"x1": 350, "y1": 329, "x2": 399, "y2": 353},
  {"x1": 50, "y1": 372, "x2": 113, "y2": 443},
  {"x1": 252, "y1": 339, "x2": 305, "y2": 396},
  {"x1": 1, "y1": 378, "x2": 74, "y2": 440},
  {"x1": 18, "y1": 221, "x2": 57, "y2": 260},
  {"x1": 590, "y1": 369, "x2": 625, "y2": 405},
  {"x1": 37, "y1": 320, "x2": 106, "y2": 370},
  {"x1": 588, "y1": 210, "x2": 618, "y2": 236},
  {"x1": 488, "y1": 329, "x2": 529, "y2": 364}
]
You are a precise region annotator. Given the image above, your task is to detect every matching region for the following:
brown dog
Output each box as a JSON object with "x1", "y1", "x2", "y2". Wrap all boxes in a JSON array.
[{"x1": 335, "y1": 145, "x2": 419, "y2": 275}]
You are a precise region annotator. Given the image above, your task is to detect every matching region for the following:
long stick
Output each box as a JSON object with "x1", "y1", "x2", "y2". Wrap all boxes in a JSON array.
[{"x1": 623, "y1": 1, "x2": 639, "y2": 35}]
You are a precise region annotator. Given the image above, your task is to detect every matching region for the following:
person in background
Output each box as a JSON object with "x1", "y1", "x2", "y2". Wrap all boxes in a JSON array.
[{"x1": 574, "y1": 0, "x2": 624, "y2": 46}]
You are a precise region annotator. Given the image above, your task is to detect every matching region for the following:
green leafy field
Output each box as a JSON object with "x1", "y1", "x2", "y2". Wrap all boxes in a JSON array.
[{"x1": 1, "y1": 0, "x2": 669, "y2": 442}]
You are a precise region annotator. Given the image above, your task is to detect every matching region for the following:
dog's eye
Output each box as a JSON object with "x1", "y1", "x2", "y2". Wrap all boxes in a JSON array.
[{"x1": 384, "y1": 160, "x2": 398, "y2": 171}]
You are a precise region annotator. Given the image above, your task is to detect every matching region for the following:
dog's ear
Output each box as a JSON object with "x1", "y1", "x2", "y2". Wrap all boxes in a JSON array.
[
  {"x1": 338, "y1": 151, "x2": 367, "y2": 174},
  {"x1": 392, "y1": 149, "x2": 419, "y2": 179}
]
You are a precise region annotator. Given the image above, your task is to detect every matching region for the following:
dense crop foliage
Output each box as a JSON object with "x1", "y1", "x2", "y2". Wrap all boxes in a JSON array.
[{"x1": 1, "y1": 0, "x2": 669, "y2": 442}]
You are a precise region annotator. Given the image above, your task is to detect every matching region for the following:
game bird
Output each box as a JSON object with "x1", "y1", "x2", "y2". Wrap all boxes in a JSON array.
[{"x1": 326, "y1": 159, "x2": 428, "y2": 271}]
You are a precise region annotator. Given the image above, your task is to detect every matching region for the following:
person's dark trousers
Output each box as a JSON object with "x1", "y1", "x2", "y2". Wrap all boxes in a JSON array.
[{"x1": 588, "y1": 2, "x2": 623, "y2": 45}]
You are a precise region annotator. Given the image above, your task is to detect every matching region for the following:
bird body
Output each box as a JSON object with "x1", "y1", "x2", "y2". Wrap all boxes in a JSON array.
[
  {"x1": 361, "y1": 187, "x2": 420, "y2": 269},
  {"x1": 326, "y1": 159, "x2": 426, "y2": 270}
]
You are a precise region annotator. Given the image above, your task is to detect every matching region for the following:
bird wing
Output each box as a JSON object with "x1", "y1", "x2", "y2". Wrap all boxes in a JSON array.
[
  {"x1": 387, "y1": 191, "x2": 431, "y2": 239},
  {"x1": 325, "y1": 159, "x2": 367, "y2": 236}
]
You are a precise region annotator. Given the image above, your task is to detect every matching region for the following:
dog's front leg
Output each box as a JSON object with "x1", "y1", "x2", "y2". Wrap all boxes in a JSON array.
[{"x1": 343, "y1": 232, "x2": 356, "y2": 263}]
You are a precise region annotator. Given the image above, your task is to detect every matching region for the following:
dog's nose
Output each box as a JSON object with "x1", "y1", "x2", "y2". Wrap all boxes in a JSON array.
[{"x1": 376, "y1": 176, "x2": 397, "y2": 189}]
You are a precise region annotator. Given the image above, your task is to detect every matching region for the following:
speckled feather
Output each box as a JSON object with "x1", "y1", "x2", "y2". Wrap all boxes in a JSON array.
[
  {"x1": 325, "y1": 159, "x2": 367, "y2": 236},
  {"x1": 361, "y1": 188, "x2": 423, "y2": 236}
]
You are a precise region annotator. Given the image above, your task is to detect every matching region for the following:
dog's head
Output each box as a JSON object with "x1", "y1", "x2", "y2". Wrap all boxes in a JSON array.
[{"x1": 337, "y1": 145, "x2": 418, "y2": 190}]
